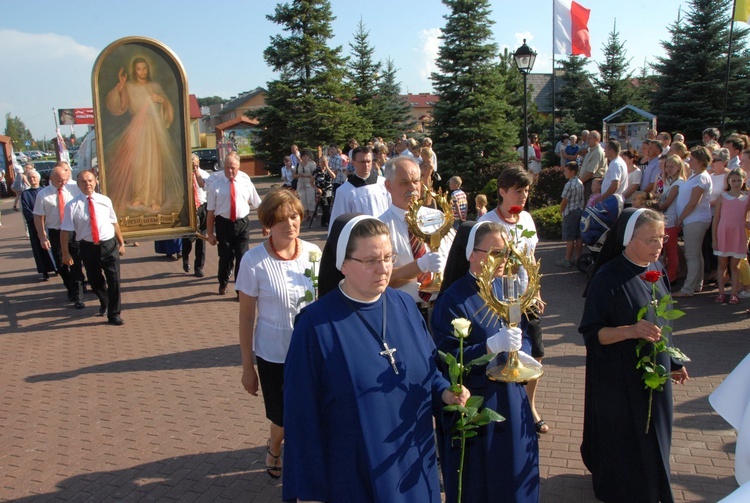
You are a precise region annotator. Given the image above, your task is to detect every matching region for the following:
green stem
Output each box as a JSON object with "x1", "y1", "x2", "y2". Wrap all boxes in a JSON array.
[
  {"x1": 645, "y1": 388, "x2": 653, "y2": 435},
  {"x1": 457, "y1": 336, "x2": 465, "y2": 503}
]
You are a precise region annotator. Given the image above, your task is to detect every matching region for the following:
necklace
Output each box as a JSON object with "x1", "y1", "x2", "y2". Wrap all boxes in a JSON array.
[
  {"x1": 495, "y1": 207, "x2": 518, "y2": 223},
  {"x1": 269, "y1": 235, "x2": 299, "y2": 261},
  {"x1": 340, "y1": 291, "x2": 398, "y2": 375}
]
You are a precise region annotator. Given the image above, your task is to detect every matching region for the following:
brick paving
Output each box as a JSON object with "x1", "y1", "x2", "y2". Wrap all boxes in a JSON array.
[{"x1": 0, "y1": 177, "x2": 747, "y2": 502}]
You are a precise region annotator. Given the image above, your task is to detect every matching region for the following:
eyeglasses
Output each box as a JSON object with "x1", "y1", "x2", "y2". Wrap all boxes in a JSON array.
[
  {"x1": 346, "y1": 253, "x2": 398, "y2": 269},
  {"x1": 635, "y1": 235, "x2": 669, "y2": 246},
  {"x1": 473, "y1": 248, "x2": 507, "y2": 258}
]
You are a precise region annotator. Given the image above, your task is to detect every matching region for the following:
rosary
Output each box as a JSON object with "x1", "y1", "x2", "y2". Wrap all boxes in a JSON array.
[{"x1": 341, "y1": 291, "x2": 399, "y2": 375}]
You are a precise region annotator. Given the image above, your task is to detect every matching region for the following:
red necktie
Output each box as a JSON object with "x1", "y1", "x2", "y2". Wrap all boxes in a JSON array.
[
  {"x1": 408, "y1": 230, "x2": 433, "y2": 302},
  {"x1": 57, "y1": 188, "x2": 65, "y2": 224},
  {"x1": 229, "y1": 178, "x2": 237, "y2": 222},
  {"x1": 193, "y1": 174, "x2": 201, "y2": 209},
  {"x1": 88, "y1": 196, "x2": 100, "y2": 244}
]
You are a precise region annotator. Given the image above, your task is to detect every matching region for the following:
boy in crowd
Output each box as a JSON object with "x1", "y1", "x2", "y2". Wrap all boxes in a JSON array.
[
  {"x1": 449, "y1": 176, "x2": 468, "y2": 230},
  {"x1": 558, "y1": 162, "x2": 584, "y2": 267}
]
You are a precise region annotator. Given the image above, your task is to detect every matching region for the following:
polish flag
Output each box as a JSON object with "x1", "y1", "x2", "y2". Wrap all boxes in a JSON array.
[{"x1": 553, "y1": 0, "x2": 592, "y2": 57}]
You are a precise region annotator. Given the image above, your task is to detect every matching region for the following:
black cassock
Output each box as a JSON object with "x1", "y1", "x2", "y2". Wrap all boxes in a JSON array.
[{"x1": 579, "y1": 254, "x2": 683, "y2": 503}]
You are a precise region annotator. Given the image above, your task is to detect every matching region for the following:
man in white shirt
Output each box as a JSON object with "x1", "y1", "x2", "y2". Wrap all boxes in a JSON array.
[
  {"x1": 724, "y1": 137, "x2": 743, "y2": 170},
  {"x1": 61, "y1": 170, "x2": 126, "y2": 325},
  {"x1": 328, "y1": 146, "x2": 390, "y2": 233},
  {"x1": 33, "y1": 164, "x2": 84, "y2": 308},
  {"x1": 379, "y1": 157, "x2": 453, "y2": 307},
  {"x1": 594, "y1": 140, "x2": 629, "y2": 205},
  {"x1": 206, "y1": 152, "x2": 262, "y2": 295},
  {"x1": 181, "y1": 153, "x2": 211, "y2": 277}
]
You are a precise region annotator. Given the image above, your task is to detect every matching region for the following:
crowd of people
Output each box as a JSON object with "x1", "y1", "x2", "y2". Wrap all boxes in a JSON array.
[{"x1": 7, "y1": 125, "x2": 747, "y2": 502}]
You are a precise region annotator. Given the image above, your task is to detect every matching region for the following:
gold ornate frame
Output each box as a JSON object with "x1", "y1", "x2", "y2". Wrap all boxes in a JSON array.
[{"x1": 92, "y1": 36, "x2": 195, "y2": 240}]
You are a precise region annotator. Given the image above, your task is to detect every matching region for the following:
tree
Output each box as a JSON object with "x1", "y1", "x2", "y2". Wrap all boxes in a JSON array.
[
  {"x1": 347, "y1": 18, "x2": 381, "y2": 108},
  {"x1": 430, "y1": 0, "x2": 518, "y2": 192},
  {"x1": 4, "y1": 114, "x2": 34, "y2": 151},
  {"x1": 651, "y1": 0, "x2": 750, "y2": 137},
  {"x1": 370, "y1": 58, "x2": 416, "y2": 140},
  {"x1": 249, "y1": 0, "x2": 369, "y2": 162},
  {"x1": 197, "y1": 96, "x2": 226, "y2": 107},
  {"x1": 592, "y1": 23, "x2": 638, "y2": 121},
  {"x1": 556, "y1": 56, "x2": 597, "y2": 130}
]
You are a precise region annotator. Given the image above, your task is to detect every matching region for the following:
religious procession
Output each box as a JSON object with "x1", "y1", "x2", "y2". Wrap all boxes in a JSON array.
[{"x1": 3, "y1": 0, "x2": 750, "y2": 502}]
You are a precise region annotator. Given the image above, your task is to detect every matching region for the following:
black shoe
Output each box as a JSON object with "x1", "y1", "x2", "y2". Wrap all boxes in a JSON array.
[
  {"x1": 42, "y1": 273, "x2": 49, "y2": 281},
  {"x1": 194, "y1": 268, "x2": 204, "y2": 278},
  {"x1": 219, "y1": 285, "x2": 228, "y2": 295},
  {"x1": 108, "y1": 315, "x2": 125, "y2": 326},
  {"x1": 183, "y1": 260, "x2": 190, "y2": 273},
  {"x1": 97, "y1": 306, "x2": 108, "y2": 317},
  {"x1": 74, "y1": 300, "x2": 86, "y2": 310}
]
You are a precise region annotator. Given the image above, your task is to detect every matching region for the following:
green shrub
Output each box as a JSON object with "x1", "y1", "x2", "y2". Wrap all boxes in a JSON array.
[
  {"x1": 530, "y1": 205, "x2": 562, "y2": 240},
  {"x1": 530, "y1": 166, "x2": 566, "y2": 209}
]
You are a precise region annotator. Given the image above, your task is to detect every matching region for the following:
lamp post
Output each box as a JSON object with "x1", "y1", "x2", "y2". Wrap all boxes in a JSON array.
[{"x1": 513, "y1": 39, "x2": 537, "y2": 174}]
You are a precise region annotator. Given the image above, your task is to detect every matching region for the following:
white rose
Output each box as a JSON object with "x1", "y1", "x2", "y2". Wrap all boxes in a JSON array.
[
  {"x1": 308, "y1": 250, "x2": 322, "y2": 262},
  {"x1": 451, "y1": 318, "x2": 472, "y2": 339}
]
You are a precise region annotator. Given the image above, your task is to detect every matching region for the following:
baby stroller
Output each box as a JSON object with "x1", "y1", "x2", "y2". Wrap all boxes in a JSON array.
[{"x1": 577, "y1": 194, "x2": 624, "y2": 276}]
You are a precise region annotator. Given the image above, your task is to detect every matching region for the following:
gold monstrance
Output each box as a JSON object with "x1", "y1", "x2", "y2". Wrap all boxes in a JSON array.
[
  {"x1": 477, "y1": 243, "x2": 544, "y2": 383},
  {"x1": 404, "y1": 186, "x2": 454, "y2": 293}
]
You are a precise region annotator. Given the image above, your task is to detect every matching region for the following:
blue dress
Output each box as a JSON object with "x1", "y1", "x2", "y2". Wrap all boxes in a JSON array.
[
  {"x1": 432, "y1": 273, "x2": 540, "y2": 503},
  {"x1": 283, "y1": 286, "x2": 450, "y2": 503}
]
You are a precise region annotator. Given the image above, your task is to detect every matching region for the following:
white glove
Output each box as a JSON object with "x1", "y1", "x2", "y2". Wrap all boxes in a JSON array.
[
  {"x1": 417, "y1": 252, "x2": 444, "y2": 273},
  {"x1": 516, "y1": 351, "x2": 543, "y2": 369},
  {"x1": 486, "y1": 327, "x2": 523, "y2": 354}
]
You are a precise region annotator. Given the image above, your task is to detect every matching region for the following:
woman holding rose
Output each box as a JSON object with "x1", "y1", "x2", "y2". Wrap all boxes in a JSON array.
[
  {"x1": 236, "y1": 188, "x2": 321, "y2": 480},
  {"x1": 579, "y1": 208, "x2": 689, "y2": 502}
]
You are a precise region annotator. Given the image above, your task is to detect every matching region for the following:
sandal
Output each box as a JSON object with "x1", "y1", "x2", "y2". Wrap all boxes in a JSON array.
[
  {"x1": 535, "y1": 419, "x2": 549, "y2": 434},
  {"x1": 729, "y1": 294, "x2": 740, "y2": 305},
  {"x1": 715, "y1": 294, "x2": 726, "y2": 304},
  {"x1": 265, "y1": 440, "x2": 282, "y2": 479}
]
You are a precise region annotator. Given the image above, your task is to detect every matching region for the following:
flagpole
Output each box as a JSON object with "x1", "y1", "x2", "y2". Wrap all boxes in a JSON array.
[
  {"x1": 721, "y1": 0, "x2": 737, "y2": 133},
  {"x1": 551, "y1": 0, "x2": 556, "y2": 159}
]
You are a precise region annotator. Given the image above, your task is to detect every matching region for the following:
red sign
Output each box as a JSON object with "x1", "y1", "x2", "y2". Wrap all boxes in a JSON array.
[{"x1": 58, "y1": 108, "x2": 95, "y2": 125}]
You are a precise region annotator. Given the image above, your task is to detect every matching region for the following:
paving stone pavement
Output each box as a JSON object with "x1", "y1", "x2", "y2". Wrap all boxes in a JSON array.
[{"x1": 1, "y1": 178, "x2": 747, "y2": 502}]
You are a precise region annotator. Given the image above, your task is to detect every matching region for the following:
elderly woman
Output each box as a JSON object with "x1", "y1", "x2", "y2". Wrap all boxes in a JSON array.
[
  {"x1": 580, "y1": 208, "x2": 688, "y2": 503},
  {"x1": 236, "y1": 188, "x2": 321, "y2": 479},
  {"x1": 283, "y1": 213, "x2": 468, "y2": 502},
  {"x1": 674, "y1": 146, "x2": 714, "y2": 297},
  {"x1": 432, "y1": 220, "x2": 540, "y2": 503},
  {"x1": 294, "y1": 149, "x2": 317, "y2": 221},
  {"x1": 21, "y1": 170, "x2": 55, "y2": 280}
]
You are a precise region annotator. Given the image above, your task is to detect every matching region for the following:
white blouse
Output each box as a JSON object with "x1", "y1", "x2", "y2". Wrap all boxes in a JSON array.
[{"x1": 235, "y1": 239, "x2": 321, "y2": 363}]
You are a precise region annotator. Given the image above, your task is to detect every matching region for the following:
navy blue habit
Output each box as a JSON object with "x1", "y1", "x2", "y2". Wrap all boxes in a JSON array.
[
  {"x1": 432, "y1": 272, "x2": 540, "y2": 503},
  {"x1": 283, "y1": 286, "x2": 450, "y2": 503},
  {"x1": 579, "y1": 254, "x2": 682, "y2": 503}
]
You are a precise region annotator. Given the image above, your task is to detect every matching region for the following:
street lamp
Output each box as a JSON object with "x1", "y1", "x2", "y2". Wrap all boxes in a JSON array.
[{"x1": 513, "y1": 39, "x2": 537, "y2": 174}]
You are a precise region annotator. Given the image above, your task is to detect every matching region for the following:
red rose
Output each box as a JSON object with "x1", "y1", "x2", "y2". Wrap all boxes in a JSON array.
[
  {"x1": 508, "y1": 205, "x2": 523, "y2": 215},
  {"x1": 641, "y1": 271, "x2": 663, "y2": 283}
]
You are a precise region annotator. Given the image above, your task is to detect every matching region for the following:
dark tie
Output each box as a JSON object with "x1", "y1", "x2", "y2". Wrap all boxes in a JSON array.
[
  {"x1": 88, "y1": 196, "x2": 100, "y2": 244},
  {"x1": 229, "y1": 178, "x2": 237, "y2": 222},
  {"x1": 408, "y1": 230, "x2": 432, "y2": 302},
  {"x1": 193, "y1": 174, "x2": 201, "y2": 209},
  {"x1": 57, "y1": 188, "x2": 65, "y2": 223}
]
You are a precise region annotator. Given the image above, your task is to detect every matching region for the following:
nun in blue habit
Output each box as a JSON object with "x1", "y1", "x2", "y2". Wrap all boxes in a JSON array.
[
  {"x1": 432, "y1": 221, "x2": 540, "y2": 503},
  {"x1": 282, "y1": 213, "x2": 469, "y2": 503}
]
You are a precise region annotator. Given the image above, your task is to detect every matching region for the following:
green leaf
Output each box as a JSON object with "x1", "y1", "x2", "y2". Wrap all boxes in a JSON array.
[
  {"x1": 449, "y1": 362, "x2": 462, "y2": 386},
  {"x1": 665, "y1": 347, "x2": 691, "y2": 362},
  {"x1": 637, "y1": 306, "x2": 648, "y2": 321},
  {"x1": 466, "y1": 353, "x2": 496, "y2": 369},
  {"x1": 644, "y1": 372, "x2": 662, "y2": 389},
  {"x1": 466, "y1": 396, "x2": 485, "y2": 410},
  {"x1": 480, "y1": 408, "x2": 505, "y2": 422},
  {"x1": 444, "y1": 404, "x2": 461, "y2": 412},
  {"x1": 463, "y1": 430, "x2": 478, "y2": 438},
  {"x1": 520, "y1": 229, "x2": 536, "y2": 239},
  {"x1": 661, "y1": 309, "x2": 685, "y2": 321}
]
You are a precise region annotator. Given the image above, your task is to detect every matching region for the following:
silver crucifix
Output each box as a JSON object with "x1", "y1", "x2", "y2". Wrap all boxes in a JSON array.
[{"x1": 380, "y1": 343, "x2": 399, "y2": 374}]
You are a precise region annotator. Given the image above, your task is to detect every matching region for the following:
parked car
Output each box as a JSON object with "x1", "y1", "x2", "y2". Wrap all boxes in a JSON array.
[
  {"x1": 192, "y1": 148, "x2": 220, "y2": 171},
  {"x1": 14, "y1": 152, "x2": 29, "y2": 164},
  {"x1": 31, "y1": 161, "x2": 56, "y2": 186}
]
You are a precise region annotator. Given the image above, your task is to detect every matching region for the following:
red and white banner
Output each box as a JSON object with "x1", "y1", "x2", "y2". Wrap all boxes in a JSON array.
[
  {"x1": 58, "y1": 108, "x2": 95, "y2": 125},
  {"x1": 553, "y1": 0, "x2": 592, "y2": 57}
]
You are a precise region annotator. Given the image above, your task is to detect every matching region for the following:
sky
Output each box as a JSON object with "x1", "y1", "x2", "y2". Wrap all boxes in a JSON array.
[{"x1": 1, "y1": 0, "x2": 700, "y2": 142}]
